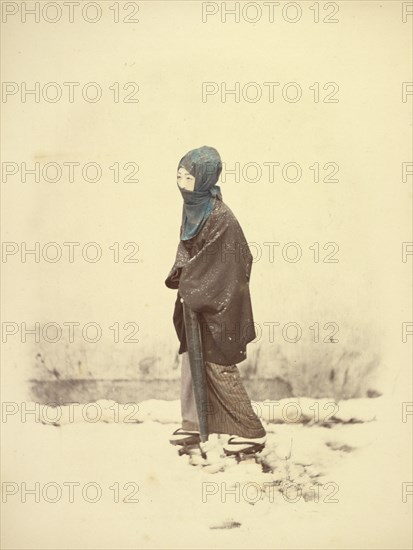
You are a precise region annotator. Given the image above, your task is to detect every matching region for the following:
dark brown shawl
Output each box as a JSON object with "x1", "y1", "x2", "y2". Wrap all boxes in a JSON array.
[{"x1": 165, "y1": 198, "x2": 257, "y2": 366}]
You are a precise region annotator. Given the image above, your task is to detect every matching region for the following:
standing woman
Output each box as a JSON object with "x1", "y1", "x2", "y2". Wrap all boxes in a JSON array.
[{"x1": 165, "y1": 145, "x2": 266, "y2": 455}]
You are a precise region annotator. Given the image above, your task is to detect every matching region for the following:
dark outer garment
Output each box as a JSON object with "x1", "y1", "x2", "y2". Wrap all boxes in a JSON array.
[{"x1": 164, "y1": 198, "x2": 257, "y2": 366}]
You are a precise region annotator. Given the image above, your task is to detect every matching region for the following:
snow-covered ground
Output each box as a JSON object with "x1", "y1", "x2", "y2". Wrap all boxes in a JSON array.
[{"x1": 1, "y1": 396, "x2": 412, "y2": 549}]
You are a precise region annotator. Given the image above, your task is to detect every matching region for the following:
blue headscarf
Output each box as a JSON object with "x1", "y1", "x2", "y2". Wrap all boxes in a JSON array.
[{"x1": 177, "y1": 145, "x2": 223, "y2": 241}]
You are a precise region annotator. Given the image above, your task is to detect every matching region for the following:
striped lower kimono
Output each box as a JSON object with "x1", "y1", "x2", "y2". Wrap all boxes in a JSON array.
[{"x1": 180, "y1": 351, "x2": 266, "y2": 438}]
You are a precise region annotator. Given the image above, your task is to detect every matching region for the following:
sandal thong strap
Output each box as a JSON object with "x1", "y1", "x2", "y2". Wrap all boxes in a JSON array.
[
  {"x1": 227, "y1": 436, "x2": 263, "y2": 446},
  {"x1": 172, "y1": 428, "x2": 200, "y2": 436}
]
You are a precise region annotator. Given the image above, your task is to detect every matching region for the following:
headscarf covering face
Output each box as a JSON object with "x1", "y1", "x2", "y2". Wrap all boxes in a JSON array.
[{"x1": 177, "y1": 145, "x2": 223, "y2": 241}]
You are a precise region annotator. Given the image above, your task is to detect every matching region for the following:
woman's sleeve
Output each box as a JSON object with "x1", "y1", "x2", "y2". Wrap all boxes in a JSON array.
[
  {"x1": 164, "y1": 266, "x2": 182, "y2": 289},
  {"x1": 164, "y1": 236, "x2": 190, "y2": 289}
]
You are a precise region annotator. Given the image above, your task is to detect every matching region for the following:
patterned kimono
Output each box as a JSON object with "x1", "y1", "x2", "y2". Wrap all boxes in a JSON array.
[{"x1": 165, "y1": 196, "x2": 265, "y2": 438}]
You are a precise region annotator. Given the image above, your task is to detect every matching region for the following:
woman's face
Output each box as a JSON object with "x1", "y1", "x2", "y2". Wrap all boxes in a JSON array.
[{"x1": 177, "y1": 167, "x2": 196, "y2": 191}]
